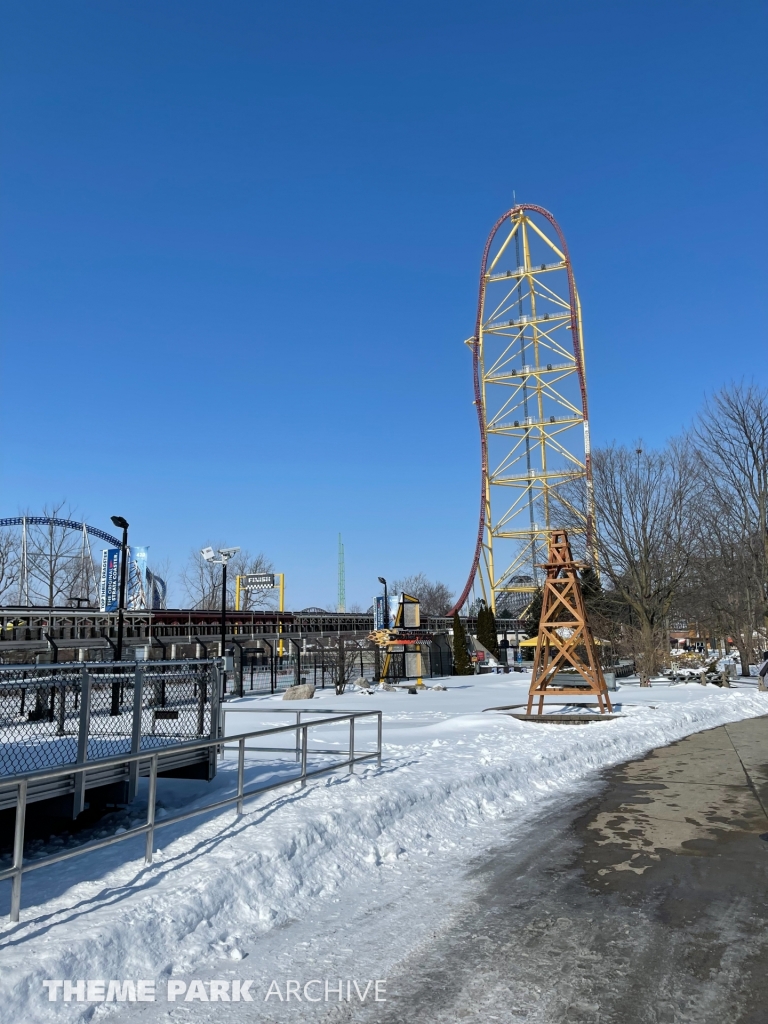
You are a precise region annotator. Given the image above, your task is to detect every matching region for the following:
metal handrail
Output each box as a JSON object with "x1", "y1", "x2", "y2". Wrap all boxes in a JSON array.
[{"x1": 1, "y1": 708, "x2": 383, "y2": 924}]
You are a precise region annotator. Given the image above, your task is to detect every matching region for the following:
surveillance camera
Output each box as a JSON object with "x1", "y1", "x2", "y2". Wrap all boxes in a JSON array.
[
  {"x1": 200, "y1": 547, "x2": 215, "y2": 561},
  {"x1": 218, "y1": 547, "x2": 240, "y2": 557}
]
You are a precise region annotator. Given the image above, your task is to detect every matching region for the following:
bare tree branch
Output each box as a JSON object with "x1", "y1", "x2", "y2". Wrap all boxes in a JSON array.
[
  {"x1": 180, "y1": 544, "x2": 274, "y2": 610},
  {"x1": 389, "y1": 574, "x2": 454, "y2": 617}
]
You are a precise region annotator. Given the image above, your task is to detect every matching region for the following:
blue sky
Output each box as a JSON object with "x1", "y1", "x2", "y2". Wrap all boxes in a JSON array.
[{"x1": 1, "y1": 0, "x2": 765, "y2": 609}]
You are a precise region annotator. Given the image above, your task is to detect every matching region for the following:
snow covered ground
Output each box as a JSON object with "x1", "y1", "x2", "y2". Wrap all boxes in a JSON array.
[{"x1": 1, "y1": 670, "x2": 767, "y2": 1023}]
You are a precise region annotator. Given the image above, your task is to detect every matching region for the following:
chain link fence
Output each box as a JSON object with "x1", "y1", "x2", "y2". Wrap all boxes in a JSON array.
[{"x1": 0, "y1": 661, "x2": 218, "y2": 777}]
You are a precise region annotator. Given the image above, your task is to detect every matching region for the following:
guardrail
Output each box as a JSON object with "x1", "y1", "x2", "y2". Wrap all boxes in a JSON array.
[{"x1": 0, "y1": 708, "x2": 382, "y2": 924}]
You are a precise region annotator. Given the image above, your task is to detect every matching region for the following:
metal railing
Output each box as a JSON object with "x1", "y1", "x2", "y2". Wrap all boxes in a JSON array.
[{"x1": 0, "y1": 708, "x2": 382, "y2": 923}]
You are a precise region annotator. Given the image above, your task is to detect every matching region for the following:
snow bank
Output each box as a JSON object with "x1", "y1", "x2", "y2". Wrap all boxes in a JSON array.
[{"x1": 1, "y1": 674, "x2": 766, "y2": 1023}]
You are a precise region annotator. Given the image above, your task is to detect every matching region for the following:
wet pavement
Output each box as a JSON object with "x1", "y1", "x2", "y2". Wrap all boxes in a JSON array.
[{"x1": 347, "y1": 716, "x2": 768, "y2": 1024}]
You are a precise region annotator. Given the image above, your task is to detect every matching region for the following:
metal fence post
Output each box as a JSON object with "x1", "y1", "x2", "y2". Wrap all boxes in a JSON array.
[
  {"x1": 237, "y1": 737, "x2": 245, "y2": 815},
  {"x1": 377, "y1": 711, "x2": 382, "y2": 768},
  {"x1": 197, "y1": 667, "x2": 206, "y2": 737},
  {"x1": 295, "y1": 711, "x2": 301, "y2": 762},
  {"x1": 300, "y1": 725, "x2": 308, "y2": 788},
  {"x1": 145, "y1": 753, "x2": 158, "y2": 865},
  {"x1": 10, "y1": 779, "x2": 27, "y2": 923},
  {"x1": 229, "y1": 638, "x2": 245, "y2": 698},
  {"x1": 73, "y1": 668, "x2": 92, "y2": 817},
  {"x1": 209, "y1": 662, "x2": 222, "y2": 775},
  {"x1": 56, "y1": 679, "x2": 66, "y2": 736},
  {"x1": 128, "y1": 666, "x2": 144, "y2": 802},
  {"x1": 210, "y1": 663, "x2": 221, "y2": 737},
  {"x1": 349, "y1": 716, "x2": 355, "y2": 774}
]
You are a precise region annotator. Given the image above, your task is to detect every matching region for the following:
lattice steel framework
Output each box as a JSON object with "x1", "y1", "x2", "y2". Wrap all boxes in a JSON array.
[{"x1": 451, "y1": 205, "x2": 595, "y2": 615}]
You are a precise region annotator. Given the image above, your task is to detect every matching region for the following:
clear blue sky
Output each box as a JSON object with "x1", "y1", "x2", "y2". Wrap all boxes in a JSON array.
[{"x1": 1, "y1": 0, "x2": 765, "y2": 609}]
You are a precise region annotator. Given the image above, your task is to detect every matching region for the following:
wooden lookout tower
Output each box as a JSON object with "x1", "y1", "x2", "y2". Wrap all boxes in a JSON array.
[{"x1": 526, "y1": 530, "x2": 612, "y2": 715}]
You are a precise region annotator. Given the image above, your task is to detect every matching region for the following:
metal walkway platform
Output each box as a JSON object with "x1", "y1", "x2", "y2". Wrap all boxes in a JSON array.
[{"x1": 0, "y1": 660, "x2": 220, "y2": 814}]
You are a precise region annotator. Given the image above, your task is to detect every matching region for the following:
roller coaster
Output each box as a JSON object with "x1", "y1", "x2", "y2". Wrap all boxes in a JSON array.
[
  {"x1": 451, "y1": 204, "x2": 594, "y2": 616},
  {"x1": 0, "y1": 517, "x2": 164, "y2": 610},
  {"x1": 2, "y1": 204, "x2": 590, "y2": 625},
  {"x1": 0, "y1": 516, "x2": 120, "y2": 547}
]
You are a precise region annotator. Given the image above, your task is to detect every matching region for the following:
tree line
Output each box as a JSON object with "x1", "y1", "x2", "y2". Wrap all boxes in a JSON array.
[{"x1": 548, "y1": 381, "x2": 768, "y2": 679}]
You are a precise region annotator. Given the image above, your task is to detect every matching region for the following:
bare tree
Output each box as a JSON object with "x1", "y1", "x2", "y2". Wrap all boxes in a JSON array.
[
  {"x1": 0, "y1": 529, "x2": 20, "y2": 603},
  {"x1": 228, "y1": 550, "x2": 277, "y2": 611},
  {"x1": 389, "y1": 574, "x2": 454, "y2": 617},
  {"x1": 689, "y1": 382, "x2": 768, "y2": 673},
  {"x1": 685, "y1": 502, "x2": 763, "y2": 673},
  {"x1": 316, "y1": 636, "x2": 365, "y2": 694},
  {"x1": 180, "y1": 544, "x2": 274, "y2": 610},
  {"x1": 557, "y1": 442, "x2": 701, "y2": 684},
  {"x1": 180, "y1": 548, "x2": 219, "y2": 609},
  {"x1": 147, "y1": 556, "x2": 173, "y2": 609},
  {"x1": 24, "y1": 502, "x2": 88, "y2": 606}
]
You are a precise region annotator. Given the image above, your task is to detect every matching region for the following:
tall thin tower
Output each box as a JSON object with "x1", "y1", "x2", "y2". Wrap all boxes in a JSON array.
[
  {"x1": 451, "y1": 204, "x2": 594, "y2": 616},
  {"x1": 337, "y1": 533, "x2": 346, "y2": 613}
]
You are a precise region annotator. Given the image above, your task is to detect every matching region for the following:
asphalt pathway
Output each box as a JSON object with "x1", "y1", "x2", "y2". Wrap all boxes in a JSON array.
[{"x1": 346, "y1": 715, "x2": 768, "y2": 1024}]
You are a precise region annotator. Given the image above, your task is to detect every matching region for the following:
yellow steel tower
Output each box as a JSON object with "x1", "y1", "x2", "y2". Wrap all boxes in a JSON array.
[{"x1": 452, "y1": 205, "x2": 595, "y2": 615}]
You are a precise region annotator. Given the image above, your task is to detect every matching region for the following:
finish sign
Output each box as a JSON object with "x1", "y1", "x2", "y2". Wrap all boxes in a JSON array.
[{"x1": 241, "y1": 573, "x2": 275, "y2": 590}]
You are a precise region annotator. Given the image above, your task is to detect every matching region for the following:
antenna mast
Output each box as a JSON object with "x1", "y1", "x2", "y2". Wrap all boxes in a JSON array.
[{"x1": 337, "y1": 534, "x2": 346, "y2": 613}]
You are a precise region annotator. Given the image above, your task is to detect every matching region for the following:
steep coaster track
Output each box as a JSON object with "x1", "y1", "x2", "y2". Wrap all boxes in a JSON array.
[{"x1": 451, "y1": 204, "x2": 595, "y2": 616}]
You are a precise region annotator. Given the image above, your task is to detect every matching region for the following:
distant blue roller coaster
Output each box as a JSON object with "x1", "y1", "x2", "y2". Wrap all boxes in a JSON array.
[
  {"x1": 0, "y1": 516, "x2": 165, "y2": 608},
  {"x1": 0, "y1": 516, "x2": 122, "y2": 546}
]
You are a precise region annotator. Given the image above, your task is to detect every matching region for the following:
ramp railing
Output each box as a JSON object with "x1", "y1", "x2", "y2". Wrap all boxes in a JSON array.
[{"x1": 0, "y1": 707, "x2": 382, "y2": 923}]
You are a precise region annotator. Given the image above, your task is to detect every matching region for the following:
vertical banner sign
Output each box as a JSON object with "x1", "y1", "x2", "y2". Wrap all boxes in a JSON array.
[
  {"x1": 127, "y1": 547, "x2": 148, "y2": 610},
  {"x1": 99, "y1": 548, "x2": 121, "y2": 612},
  {"x1": 373, "y1": 595, "x2": 386, "y2": 630},
  {"x1": 99, "y1": 549, "x2": 108, "y2": 611},
  {"x1": 99, "y1": 546, "x2": 150, "y2": 610}
]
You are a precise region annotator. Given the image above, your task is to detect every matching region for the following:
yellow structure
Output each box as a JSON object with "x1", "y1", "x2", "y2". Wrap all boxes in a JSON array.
[
  {"x1": 276, "y1": 572, "x2": 284, "y2": 657},
  {"x1": 235, "y1": 572, "x2": 285, "y2": 656},
  {"x1": 369, "y1": 593, "x2": 425, "y2": 681},
  {"x1": 234, "y1": 572, "x2": 284, "y2": 614},
  {"x1": 452, "y1": 204, "x2": 595, "y2": 615}
]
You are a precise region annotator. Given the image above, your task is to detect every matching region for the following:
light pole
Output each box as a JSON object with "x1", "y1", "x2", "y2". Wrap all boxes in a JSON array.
[
  {"x1": 378, "y1": 576, "x2": 389, "y2": 628},
  {"x1": 201, "y1": 546, "x2": 240, "y2": 669},
  {"x1": 110, "y1": 515, "x2": 129, "y2": 716}
]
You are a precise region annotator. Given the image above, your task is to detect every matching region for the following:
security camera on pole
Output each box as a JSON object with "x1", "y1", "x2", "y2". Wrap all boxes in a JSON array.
[{"x1": 201, "y1": 546, "x2": 240, "y2": 691}]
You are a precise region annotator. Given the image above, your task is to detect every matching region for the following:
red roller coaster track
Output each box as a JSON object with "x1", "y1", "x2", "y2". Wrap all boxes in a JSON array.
[{"x1": 449, "y1": 204, "x2": 593, "y2": 616}]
